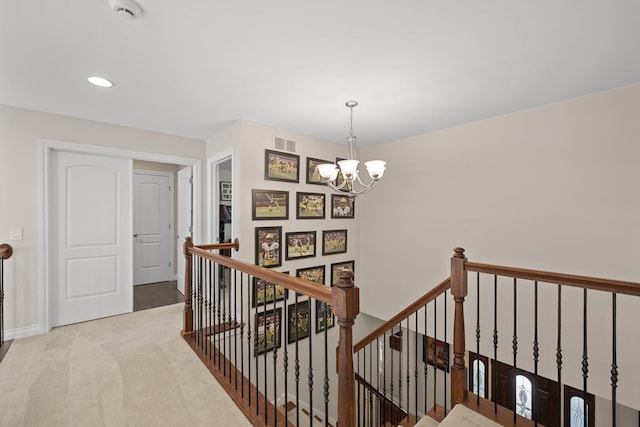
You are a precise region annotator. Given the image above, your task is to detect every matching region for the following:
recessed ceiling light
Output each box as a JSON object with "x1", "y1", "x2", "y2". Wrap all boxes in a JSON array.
[{"x1": 88, "y1": 76, "x2": 114, "y2": 88}]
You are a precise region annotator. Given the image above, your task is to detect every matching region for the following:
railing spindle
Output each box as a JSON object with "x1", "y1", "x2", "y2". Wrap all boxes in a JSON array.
[
  {"x1": 476, "y1": 272, "x2": 480, "y2": 405},
  {"x1": 414, "y1": 312, "x2": 419, "y2": 423},
  {"x1": 582, "y1": 288, "x2": 589, "y2": 424},
  {"x1": 493, "y1": 275, "x2": 498, "y2": 415},
  {"x1": 556, "y1": 284, "x2": 562, "y2": 427},
  {"x1": 533, "y1": 281, "x2": 539, "y2": 427},
  {"x1": 323, "y1": 304, "x2": 329, "y2": 427},
  {"x1": 513, "y1": 277, "x2": 518, "y2": 424},
  {"x1": 611, "y1": 293, "x2": 618, "y2": 427},
  {"x1": 444, "y1": 291, "x2": 448, "y2": 416}
]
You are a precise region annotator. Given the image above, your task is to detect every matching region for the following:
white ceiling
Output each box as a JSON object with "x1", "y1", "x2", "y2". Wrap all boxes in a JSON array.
[{"x1": 1, "y1": 1, "x2": 639, "y2": 146}]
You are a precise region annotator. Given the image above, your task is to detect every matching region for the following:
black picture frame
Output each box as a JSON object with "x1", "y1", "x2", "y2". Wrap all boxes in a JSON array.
[
  {"x1": 252, "y1": 277, "x2": 289, "y2": 307},
  {"x1": 306, "y1": 157, "x2": 331, "y2": 185},
  {"x1": 331, "y1": 261, "x2": 355, "y2": 286},
  {"x1": 255, "y1": 226, "x2": 282, "y2": 268},
  {"x1": 330, "y1": 194, "x2": 355, "y2": 218},
  {"x1": 254, "y1": 307, "x2": 282, "y2": 356},
  {"x1": 287, "y1": 300, "x2": 311, "y2": 344},
  {"x1": 285, "y1": 231, "x2": 316, "y2": 260},
  {"x1": 322, "y1": 229, "x2": 347, "y2": 255},
  {"x1": 296, "y1": 192, "x2": 326, "y2": 219},
  {"x1": 315, "y1": 299, "x2": 335, "y2": 334},
  {"x1": 252, "y1": 189, "x2": 289, "y2": 220},
  {"x1": 220, "y1": 181, "x2": 232, "y2": 201},
  {"x1": 296, "y1": 265, "x2": 325, "y2": 285},
  {"x1": 265, "y1": 149, "x2": 300, "y2": 183}
]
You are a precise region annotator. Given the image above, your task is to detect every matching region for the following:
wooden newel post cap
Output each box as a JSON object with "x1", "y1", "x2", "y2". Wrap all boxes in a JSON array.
[
  {"x1": 184, "y1": 237, "x2": 193, "y2": 255},
  {"x1": 453, "y1": 247, "x2": 465, "y2": 258},
  {"x1": 0, "y1": 243, "x2": 13, "y2": 260}
]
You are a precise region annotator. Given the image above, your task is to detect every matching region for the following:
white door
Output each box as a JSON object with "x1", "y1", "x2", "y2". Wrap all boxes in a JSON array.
[
  {"x1": 50, "y1": 150, "x2": 132, "y2": 327},
  {"x1": 176, "y1": 166, "x2": 193, "y2": 295},
  {"x1": 133, "y1": 172, "x2": 172, "y2": 285}
]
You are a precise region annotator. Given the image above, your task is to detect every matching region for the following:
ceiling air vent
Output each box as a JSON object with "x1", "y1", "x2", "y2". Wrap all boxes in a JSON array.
[{"x1": 274, "y1": 137, "x2": 296, "y2": 153}]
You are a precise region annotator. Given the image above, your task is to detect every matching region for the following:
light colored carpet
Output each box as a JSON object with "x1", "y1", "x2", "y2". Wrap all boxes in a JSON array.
[
  {"x1": 0, "y1": 303, "x2": 252, "y2": 427},
  {"x1": 437, "y1": 404, "x2": 501, "y2": 427}
]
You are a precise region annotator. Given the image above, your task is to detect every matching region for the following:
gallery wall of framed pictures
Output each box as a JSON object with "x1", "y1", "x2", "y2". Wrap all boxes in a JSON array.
[{"x1": 248, "y1": 148, "x2": 358, "y2": 351}]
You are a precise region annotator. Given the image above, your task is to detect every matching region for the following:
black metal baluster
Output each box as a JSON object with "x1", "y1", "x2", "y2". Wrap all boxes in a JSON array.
[
  {"x1": 308, "y1": 301, "x2": 314, "y2": 427},
  {"x1": 295, "y1": 295, "x2": 300, "y2": 427},
  {"x1": 612, "y1": 293, "x2": 618, "y2": 427},
  {"x1": 263, "y1": 297, "x2": 267, "y2": 420},
  {"x1": 273, "y1": 299, "x2": 278, "y2": 426},
  {"x1": 406, "y1": 317, "x2": 410, "y2": 420},
  {"x1": 234, "y1": 269, "x2": 238, "y2": 390},
  {"x1": 493, "y1": 275, "x2": 498, "y2": 415},
  {"x1": 424, "y1": 304, "x2": 428, "y2": 416},
  {"x1": 582, "y1": 288, "x2": 589, "y2": 425},
  {"x1": 433, "y1": 297, "x2": 437, "y2": 415},
  {"x1": 198, "y1": 257, "x2": 204, "y2": 349},
  {"x1": 382, "y1": 331, "x2": 387, "y2": 426},
  {"x1": 0, "y1": 257, "x2": 3, "y2": 347},
  {"x1": 533, "y1": 281, "x2": 539, "y2": 427},
  {"x1": 414, "y1": 312, "x2": 419, "y2": 423},
  {"x1": 282, "y1": 292, "x2": 288, "y2": 426},
  {"x1": 370, "y1": 343, "x2": 374, "y2": 426},
  {"x1": 398, "y1": 322, "x2": 402, "y2": 422},
  {"x1": 390, "y1": 329, "x2": 394, "y2": 425},
  {"x1": 444, "y1": 291, "x2": 448, "y2": 416},
  {"x1": 208, "y1": 260, "x2": 214, "y2": 363},
  {"x1": 247, "y1": 276, "x2": 252, "y2": 408},
  {"x1": 223, "y1": 265, "x2": 227, "y2": 378},
  {"x1": 323, "y1": 304, "x2": 329, "y2": 427},
  {"x1": 376, "y1": 335, "x2": 380, "y2": 427},
  {"x1": 513, "y1": 278, "x2": 518, "y2": 424},
  {"x1": 556, "y1": 285, "x2": 562, "y2": 427},
  {"x1": 357, "y1": 351, "x2": 361, "y2": 426},
  {"x1": 476, "y1": 272, "x2": 480, "y2": 405},
  {"x1": 240, "y1": 273, "x2": 245, "y2": 398}
]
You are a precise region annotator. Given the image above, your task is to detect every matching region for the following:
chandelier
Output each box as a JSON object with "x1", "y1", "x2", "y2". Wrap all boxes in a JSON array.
[{"x1": 316, "y1": 101, "x2": 386, "y2": 197}]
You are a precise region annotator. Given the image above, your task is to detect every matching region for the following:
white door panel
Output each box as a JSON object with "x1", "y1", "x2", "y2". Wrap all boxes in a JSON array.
[
  {"x1": 51, "y1": 151, "x2": 132, "y2": 327},
  {"x1": 133, "y1": 173, "x2": 171, "y2": 285}
]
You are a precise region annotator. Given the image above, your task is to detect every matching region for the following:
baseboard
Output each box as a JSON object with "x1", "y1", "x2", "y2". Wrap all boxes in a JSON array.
[{"x1": 4, "y1": 324, "x2": 41, "y2": 340}]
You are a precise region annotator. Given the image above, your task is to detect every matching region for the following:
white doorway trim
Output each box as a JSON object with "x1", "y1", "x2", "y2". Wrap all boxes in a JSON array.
[
  {"x1": 207, "y1": 148, "x2": 234, "y2": 244},
  {"x1": 39, "y1": 139, "x2": 201, "y2": 334}
]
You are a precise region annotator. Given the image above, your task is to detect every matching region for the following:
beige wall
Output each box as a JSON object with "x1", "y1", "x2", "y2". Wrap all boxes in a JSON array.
[
  {"x1": 358, "y1": 83, "x2": 640, "y2": 409},
  {"x1": 0, "y1": 105, "x2": 205, "y2": 336}
]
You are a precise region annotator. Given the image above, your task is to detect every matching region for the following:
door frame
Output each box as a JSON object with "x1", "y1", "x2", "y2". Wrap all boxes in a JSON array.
[
  {"x1": 132, "y1": 169, "x2": 175, "y2": 285},
  {"x1": 40, "y1": 139, "x2": 201, "y2": 334},
  {"x1": 207, "y1": 148, "x2": 234, "y2": 245}
]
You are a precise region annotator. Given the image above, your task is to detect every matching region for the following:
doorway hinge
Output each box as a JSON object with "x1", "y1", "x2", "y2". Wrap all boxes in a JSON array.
[
  {"x1": 189, "y1": 225, "x2": 193, "y2": 233},
  {"x1": 168, "y1": 223, "x2": 171, "y2": 230},
  {"x1": 189, "y1": 176, "x2": 193, "y2": 184},
  {"x1": 168, "y1": 261, "x2": 171, "y2": 267}
]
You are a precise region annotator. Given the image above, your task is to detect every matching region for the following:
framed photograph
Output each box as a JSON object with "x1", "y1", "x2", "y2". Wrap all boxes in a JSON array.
[
  {"x1": 252, "y1": 189, "x2": 289, "y2": 220},
  {"x1": 296, "y1": 192, "x2": 325, "y2": 219},
  {"x1": 423, "y1": 335, "x2": 450, "y2": 372},
  {"x1": 322, "y1": 229, "x2": 347, "y2": 255},
  {"x1": 220, "y1": 181, "x2": 232, "y2": 201},
  {"x1": 285, "y1": 231, "x2": 316, "y2": 260},
  {"x1": 306, "y1": 157, "x2": 331, "y2": 185},
  {"x1": 252, "y1": 277, "x2": 288, "y2": 307},
  {"x1": 287, "y1": 300, "x2": 311, "y2": 344},
  {"x1": 296, "y1": 265, "x2": 325, "y2": 285},
  {"x1": 315, "y1": 299, "x2": 335, "y2": 333},
  {"x1": 331, "y1": 261, "x2": 355, "y2": 286},
  {"x1": 335, "y1": 157, "x2": 345, "y2": 187},
  {"x1": 331, "y1": 194, "x2": 355, "y2": 218},
  {"x1": 256, "y1": 226, "x2": 282, "y2": 268},
  {"x1": 265, "y1": 149, "x2": 300, "y2": 183},
  {"x1": 255, "y1": 307, "x2": 282, "y2": 356}
]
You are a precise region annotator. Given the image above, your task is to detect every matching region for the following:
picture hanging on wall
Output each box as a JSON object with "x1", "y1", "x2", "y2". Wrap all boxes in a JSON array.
[
  {"x1": 330, "y1": 194, "x2": 354, "y2": 218},
  {"x1": 306, "y1": 157, "x2": 332, "y2": 185},
  {"x1": 285, "y1": 231, "x2": 316, "y2": 260},
  {"x1": 287, "y1": 300, "x2": 311, "y2": 344},
  {"x1": 265, "y1": 149, "x2": 300, "y2": 183},
  {"x1": 252, "y1": 276, "x2": 289, "y2": 307},
  {"x1": 422, "y1": 335, "x2": 450, "y2": 372},
  {"x1": 254, "y1": 307, "x2": 282, "y2": 356},
  {"x1": 322, "y1": 229, "x2": 347, "y2": 255},
  {"x1": 331, "y1": 261, "x2": 355, "y2": 286},
  {"x1": 255, "y1": 226, "x2": 282, "y2": 268},
  {"x1": 315, "y1": 299, "x2": 335, "y2": 333},
  {"x1": 252, "y1": 189, "x2": 289, "y2": 220},
  {"x1": 296, "y1": 192, "x2": 325, "y2": 219}
]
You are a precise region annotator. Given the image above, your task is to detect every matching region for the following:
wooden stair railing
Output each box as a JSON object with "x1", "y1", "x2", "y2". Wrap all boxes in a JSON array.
[
  {"x1": 0, "y1": 243, "x2": 13, "y2": 360},
  {"x1": 182, "y1": 237, "x2": 359, "y2": 427}
]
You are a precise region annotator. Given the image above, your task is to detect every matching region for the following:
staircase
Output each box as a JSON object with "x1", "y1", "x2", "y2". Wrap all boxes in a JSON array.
[{"x1": 180, "y1": 240, "x2": 640, "y2": 426}]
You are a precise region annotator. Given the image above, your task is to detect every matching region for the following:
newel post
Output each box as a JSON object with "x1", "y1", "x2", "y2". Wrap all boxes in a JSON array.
[
  {"x1": 332, "y1": 270, "x2": 360, "y2": 427},
  {"x1": 182, "y1": 237, "x2": 194, "y2": 337},
  {"x1": 451, "y1": 247, "x2": 468, "y2": 406}
]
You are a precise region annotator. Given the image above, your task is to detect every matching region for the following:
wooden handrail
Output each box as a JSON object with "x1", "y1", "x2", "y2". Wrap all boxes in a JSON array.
[
  {"x1": 0, "y1": 244, "x2": 13, "y2": 260},
  {"x1": 465, "y1": 261, "x2": 640, "y2": 296},
  {"x1": 196, "y1": 238, "x2": 239, "y2": 252},
  {"x1": 353, "y1": 277, "x2": 451, "y2": 353},
  {"x1": 188, "y1": 244, "x2": 333, "y2": 304}
]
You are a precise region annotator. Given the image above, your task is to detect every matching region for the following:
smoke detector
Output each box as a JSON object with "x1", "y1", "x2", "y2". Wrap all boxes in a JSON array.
[{"x1": 109, "y1": 0, "x2": 143, "y2": 20}]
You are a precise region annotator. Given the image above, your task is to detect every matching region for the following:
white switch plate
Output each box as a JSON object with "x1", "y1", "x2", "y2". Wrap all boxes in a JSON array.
[{"x1": 9, "y1": 227, "x2": 23, "y2": 240}]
